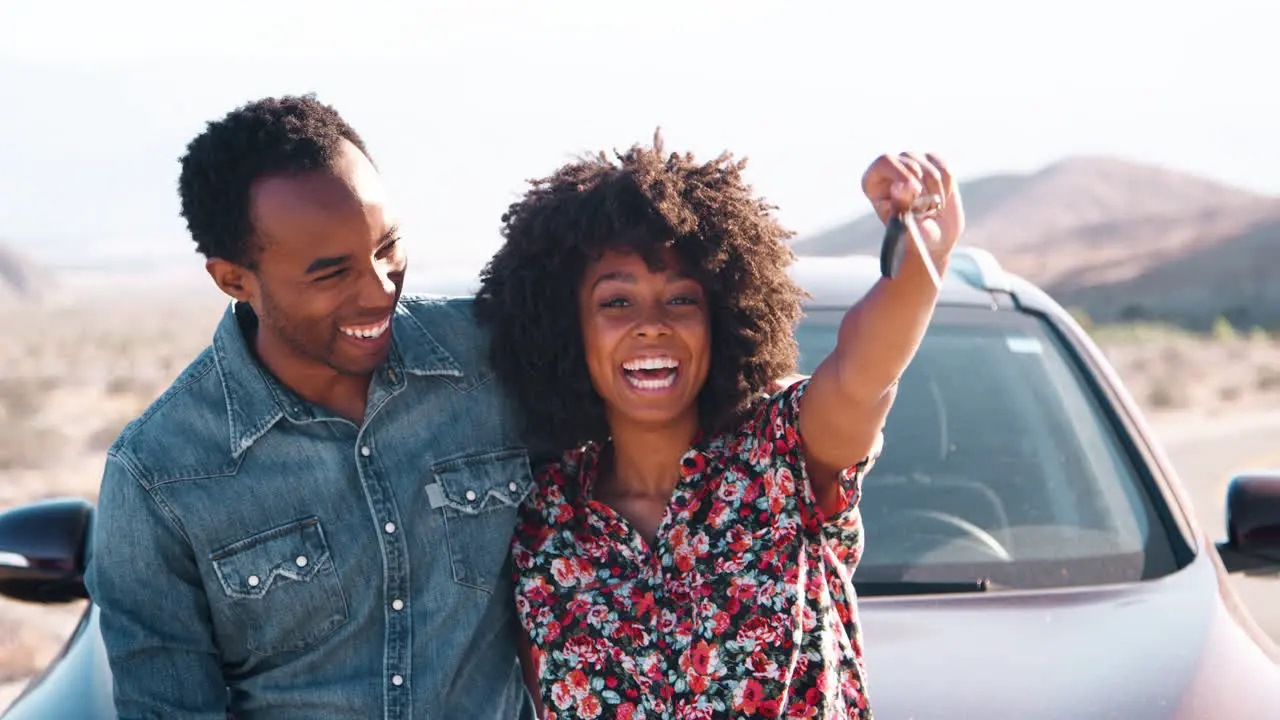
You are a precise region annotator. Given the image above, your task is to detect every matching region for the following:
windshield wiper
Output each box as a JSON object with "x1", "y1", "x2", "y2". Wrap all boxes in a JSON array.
[{"x1": 853, "y1": 579, "x2": 992, "y2": 597}]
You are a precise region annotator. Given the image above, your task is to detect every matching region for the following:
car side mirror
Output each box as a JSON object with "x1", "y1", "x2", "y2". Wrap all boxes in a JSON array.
[
  {"x1": 1216, "y1": 472, "x2": 1280, "y2": 575},
  {"x1": 0, "y1": 497, "x2": 94, "y2": 603}
]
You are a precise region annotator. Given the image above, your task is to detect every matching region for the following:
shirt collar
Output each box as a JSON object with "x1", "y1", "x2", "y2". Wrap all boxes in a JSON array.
[{"x1": 212, "y1": 299, "x2": 464, "y2": 458}]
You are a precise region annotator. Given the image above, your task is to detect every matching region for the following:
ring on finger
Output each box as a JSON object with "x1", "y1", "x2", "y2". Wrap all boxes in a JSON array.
[{"x1": 911, "y1": 193, "x2": 944, "y2": 217}]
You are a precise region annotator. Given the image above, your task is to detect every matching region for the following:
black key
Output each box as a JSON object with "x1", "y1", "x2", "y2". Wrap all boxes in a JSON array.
[{"x1": 880, "y1": 213, "x2": 909, "y2": 279}]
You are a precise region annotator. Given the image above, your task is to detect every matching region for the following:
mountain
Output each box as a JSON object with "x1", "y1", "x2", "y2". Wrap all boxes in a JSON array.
[
  {"x1": 0, "y1": 241, "x2": 53, "y2": 301},
  {"x1": 792, "y1": 157, "x2": 1280, "y2": 330}
]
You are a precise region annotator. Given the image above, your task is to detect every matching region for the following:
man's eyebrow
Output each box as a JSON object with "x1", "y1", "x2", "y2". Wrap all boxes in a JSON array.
[
  {"x1": 304, "y1": 226, "x2": 401, "y2": 275},
  {"x1": 305, "y1": 254, "x2": 350, "y2": 275}
]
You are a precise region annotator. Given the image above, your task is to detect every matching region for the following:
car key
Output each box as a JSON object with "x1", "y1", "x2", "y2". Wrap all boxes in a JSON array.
[{"x1": 879, "y1": 194, "x2": 943, "y2": 289}]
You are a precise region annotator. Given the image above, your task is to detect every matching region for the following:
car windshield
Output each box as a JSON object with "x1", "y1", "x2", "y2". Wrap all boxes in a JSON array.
[{"x1": 795, "y1": 305, "x2": 1178, "y2": 592}]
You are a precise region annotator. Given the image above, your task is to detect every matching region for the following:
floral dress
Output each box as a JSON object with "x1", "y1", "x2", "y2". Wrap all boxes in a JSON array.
[{"x1": 511, "y1": 379, "x2": 881, "y2": 720}]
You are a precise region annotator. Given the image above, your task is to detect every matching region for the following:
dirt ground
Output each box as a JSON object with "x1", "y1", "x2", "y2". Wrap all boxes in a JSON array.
[{"x1": 1, "y1": 284, "x2": 1278, "y2": 710}]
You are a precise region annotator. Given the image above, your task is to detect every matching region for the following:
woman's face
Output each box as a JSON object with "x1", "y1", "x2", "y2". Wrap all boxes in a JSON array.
[{"x1": 578, "y1": 246, "x2": 711, "y2": 433}]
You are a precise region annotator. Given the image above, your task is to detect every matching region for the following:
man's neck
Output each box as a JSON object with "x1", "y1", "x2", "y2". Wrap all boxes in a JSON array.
[
  {"x1": 604, "y1": 412, "x2": 700, "y2": 499},
  {"x1": 242, "y1": 311, "x2": 373, "y2": 424}
]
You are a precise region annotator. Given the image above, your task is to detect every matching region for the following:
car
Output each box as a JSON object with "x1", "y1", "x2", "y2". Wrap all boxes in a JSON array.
[{"x1": 2, "y1": 247, "x2": 1280, "y2": 719}]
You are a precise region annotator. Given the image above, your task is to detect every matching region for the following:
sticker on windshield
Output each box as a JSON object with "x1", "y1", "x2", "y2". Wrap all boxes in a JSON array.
[{"x1": 1006, "y1": 336, "x2": 1044, "y2": 354}]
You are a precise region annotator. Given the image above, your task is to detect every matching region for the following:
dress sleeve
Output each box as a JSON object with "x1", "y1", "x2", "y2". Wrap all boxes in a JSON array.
[
  {"x1": 749, "y1": 377, "x2": 882, "y2": 532},
  {"x1": 509, "y1": 459, "x2": 572, "y2": 642}
]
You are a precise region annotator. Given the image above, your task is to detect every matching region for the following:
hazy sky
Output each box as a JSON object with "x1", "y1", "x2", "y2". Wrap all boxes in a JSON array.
[{"x1": 1, "y1": 0, "x2": 1274, "y2": 280}]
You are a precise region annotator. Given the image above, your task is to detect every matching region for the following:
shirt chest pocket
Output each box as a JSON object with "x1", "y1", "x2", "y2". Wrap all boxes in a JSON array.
[
  {"x1": 426, "y1": 448, "x2": 534, "y2": 593},
  {"x1": 209, "y1": 517, "x2": 350, "y2": 657}
]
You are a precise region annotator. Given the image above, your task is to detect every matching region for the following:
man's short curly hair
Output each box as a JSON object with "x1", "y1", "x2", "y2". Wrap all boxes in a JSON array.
[
  {"x1": 474, "y1": 130, "x2": 807, "y2": 452},
  {"x1": 177, "y1": 93, "x2": 371, "y2": 266}
]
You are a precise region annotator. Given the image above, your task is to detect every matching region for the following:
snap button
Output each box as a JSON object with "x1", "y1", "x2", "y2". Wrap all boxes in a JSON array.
[
  {"x1": 464, "y1": 490, "x2": 477, "y2": 502},
  {"x1": 391, "y1": 674, "x2": 404, "y2": 687},
  {"x1": 295, "y1": 555, "x2": 308, "y2": 568},
  {"x1": 360, "y1": 446, "x2": 371, "y2": 457},
  {"x1": 384, "y1": 522, "x2": 396, "y2": 534},
  {"x1": 247, "y1": 575, "x2": 260, "y2": 587},
  {"x1": 392, "y1": 599, "x2": 404, "y2": 611},
  {"x1": 508, "y1": 482, "x2": 519, "y2": 492}
]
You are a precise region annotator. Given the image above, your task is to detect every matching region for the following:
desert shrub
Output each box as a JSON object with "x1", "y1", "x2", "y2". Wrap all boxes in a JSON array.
[
  {"x1": 1146, "y1": 379, "x2": 1189, "y2": 410},
  {"x1": 1212, "y1": 315, "x2": 1239, "y2": 342},
  {"x1": 1257, "y1": 365, "x2": 1280, "y2": 392}
]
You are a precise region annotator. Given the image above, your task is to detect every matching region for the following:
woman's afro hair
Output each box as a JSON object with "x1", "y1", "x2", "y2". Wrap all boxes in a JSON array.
[{"x1": 474, "y1": 130, "x2": 807, "y2": 452}]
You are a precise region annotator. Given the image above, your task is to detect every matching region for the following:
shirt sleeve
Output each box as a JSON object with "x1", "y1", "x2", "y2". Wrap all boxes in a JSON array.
[
  {"x1": 84, "y1": 452, "x2": 230, "y2": 719},
  {"x1": 750, "y1": 377, "x2": 882, "y2": 532}
]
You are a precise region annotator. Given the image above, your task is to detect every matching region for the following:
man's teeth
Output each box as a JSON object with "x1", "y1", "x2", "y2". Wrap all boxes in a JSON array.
[
  {"x1": 341, "y1": 319, "x2": 390, "y2": 339},
  {"x1": 622, "y1": 357, "x2": 680, "y2": 371}
]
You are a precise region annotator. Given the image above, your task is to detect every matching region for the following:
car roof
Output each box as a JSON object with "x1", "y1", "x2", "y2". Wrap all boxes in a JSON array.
[
  {"x1": 790, "y1": 247, "x2": 1011, "y2": 309},
  {"x1": 412, "y1": 247, "x2": 1030, "y2": 312}
]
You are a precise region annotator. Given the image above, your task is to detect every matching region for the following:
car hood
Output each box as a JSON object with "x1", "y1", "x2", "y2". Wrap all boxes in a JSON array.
[{"x1": 857, "y1": 550, "x2": 1280, "y2": 720}]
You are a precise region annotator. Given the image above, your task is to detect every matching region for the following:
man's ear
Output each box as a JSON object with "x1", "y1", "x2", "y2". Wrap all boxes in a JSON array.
[{"x1": 206, "y1": 258, "x2": 255, "y2": 303}]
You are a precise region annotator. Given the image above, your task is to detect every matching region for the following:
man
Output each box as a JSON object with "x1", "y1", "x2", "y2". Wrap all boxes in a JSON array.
[{"x1": 84, "y1": 94, "x2": 539, "y2": 719}]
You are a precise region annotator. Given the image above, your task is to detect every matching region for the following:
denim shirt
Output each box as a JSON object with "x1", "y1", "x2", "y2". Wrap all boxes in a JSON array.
[{"x1": 84, "y1": 295, "x2": 540, "y2": 720}]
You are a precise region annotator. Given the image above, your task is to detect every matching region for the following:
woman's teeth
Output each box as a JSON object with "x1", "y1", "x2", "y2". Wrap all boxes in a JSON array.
[
  {"x1": 340, "y1": 318, "x2": 390, "y2": 339},
  {"x1": 627, "y1": 372, "x2": 677, "y2": 390},
  {"x1": 622, "y1": 357, "x2": 679, "y2": 371},
  {"x1": 622, "y1": 356, "x2": 680, "y2": 390}
]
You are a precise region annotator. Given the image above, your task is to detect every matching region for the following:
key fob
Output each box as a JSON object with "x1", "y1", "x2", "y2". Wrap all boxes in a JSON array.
[{"x1": 880, "y1": 214, "x2": 909, "y2": 278}]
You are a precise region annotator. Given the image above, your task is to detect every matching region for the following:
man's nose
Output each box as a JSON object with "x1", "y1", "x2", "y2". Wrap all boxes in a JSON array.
[{"x1": 357, "y1": 261, "x2": 397, "y2": 308}]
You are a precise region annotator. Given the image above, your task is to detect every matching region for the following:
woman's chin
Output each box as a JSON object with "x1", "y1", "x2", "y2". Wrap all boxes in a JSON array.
[{"x1": 608, "y1": 391, "x2": 697, "y2": 430}]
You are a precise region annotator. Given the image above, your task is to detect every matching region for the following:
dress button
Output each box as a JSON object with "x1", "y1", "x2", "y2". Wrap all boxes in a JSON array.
[
  {"x1": 384, "y1": 522, "x2": 396, "y2": 534},
  {"x1": 392, "y1": 599, "x2": 405, "y2": 611},
  {"x1": 464, "y1": 490, "x2": 477, "y2": 501},
  {"x1": 247, "y1": 575, "x2": 260, "y2": 587},
  {"x1": 360, "y1": 446, "x2": 371, "y2": 457},
  {"x1": 391, "y1": 674, "x2": 404, "y2": 687},
  {"x1": 295, "y1": 555, "x2": 308, "y2": 568}
]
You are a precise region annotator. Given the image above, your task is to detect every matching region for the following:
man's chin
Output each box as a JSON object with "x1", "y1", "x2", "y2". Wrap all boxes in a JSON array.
[{"x1": 327, "y1": 350, "x2": 390, "y2": 378}]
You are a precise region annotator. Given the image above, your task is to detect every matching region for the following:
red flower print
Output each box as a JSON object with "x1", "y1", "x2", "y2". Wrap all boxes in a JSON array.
[
  {"x1": 681, "y1": 451, "x2": 708, "y2": 474},
  {"x1": 707, "y1": 501, "x2": 732, "y2": 529},
  {"x1": 550, "y1": 679, "x2": 576, "y2": 710},
  {"x1": 733, "y1": 679, "x2": 766, "y2": 714},
  {"x1": 710, "y1": 610, "x2": 731, "y2": 635},
  {"x1": 575, "y1": 694, "x2": 602, "y2": 719},
  {"x1": 748, "y1": 439, "x2": 773, "y2": 466},
  {"x1": 680, "y1": 640, "x2": 718, "y2": 677},
  {"x1": 512, "y1": 380, "x2": 874, "y2": 719},
  {"x1": 674, "y1": 549, "x2": 697, "y2": 573},
  {"x1": 564, "y1": 669, "x2": 590, "y2": 698},
  {"x1": 717, "y1": 478, "x2": 745, "y2": 502},
  {"x1": 550, "y1": 557, "x2": 578, "y2": 586}
]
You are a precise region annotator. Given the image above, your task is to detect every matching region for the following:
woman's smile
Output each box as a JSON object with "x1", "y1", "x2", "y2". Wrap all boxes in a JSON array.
[{"x1": 621, "y1": 355, "x2": 681, "y2": 392}]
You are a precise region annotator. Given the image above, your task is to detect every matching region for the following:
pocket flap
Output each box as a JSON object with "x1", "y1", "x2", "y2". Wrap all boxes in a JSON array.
[
  {"x1": 210, "y1": 517, "x2": 332, "y2": 599},
  {"x1": 428, "y1": 449, "x2": 533, "y2": 515}
]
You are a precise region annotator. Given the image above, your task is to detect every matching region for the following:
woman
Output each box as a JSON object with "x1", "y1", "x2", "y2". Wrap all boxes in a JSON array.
[{"x1": 474, "y1": 133, "x2": 963, "y2": 720}]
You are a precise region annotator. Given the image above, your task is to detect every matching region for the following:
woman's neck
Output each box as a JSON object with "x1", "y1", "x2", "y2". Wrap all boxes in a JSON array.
[{"x1": 604, "y1": 412, "x2": 700, "y2": 498}]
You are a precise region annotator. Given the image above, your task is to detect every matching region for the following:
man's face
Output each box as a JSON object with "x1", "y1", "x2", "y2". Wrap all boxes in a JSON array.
[{"x1": 209, "y1": 140, "x2": 407, "y2": 378}]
